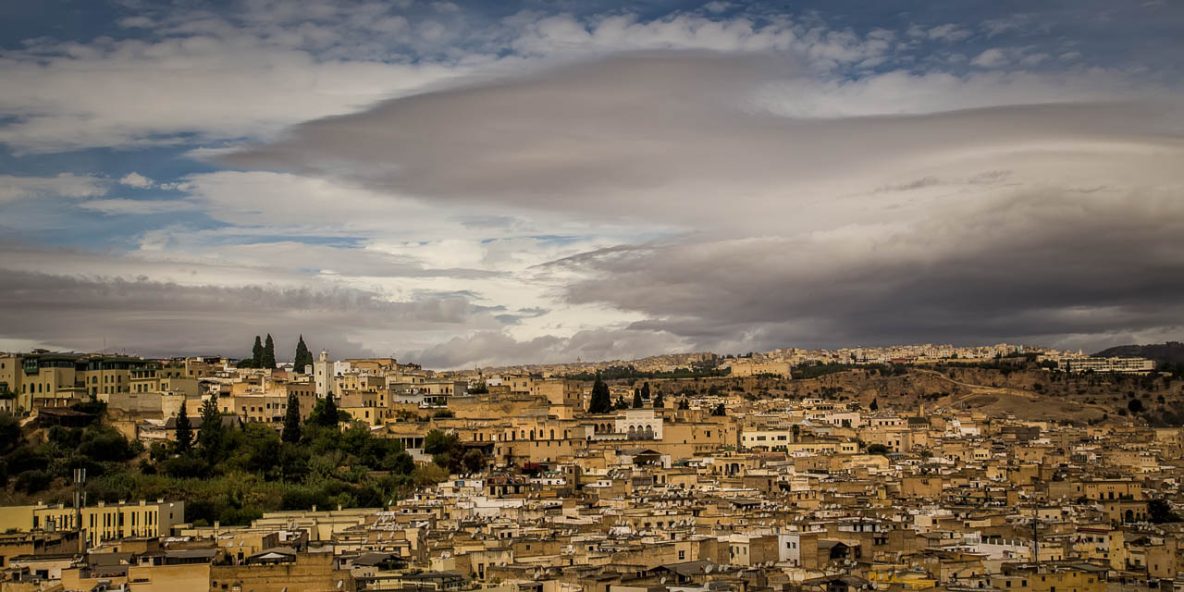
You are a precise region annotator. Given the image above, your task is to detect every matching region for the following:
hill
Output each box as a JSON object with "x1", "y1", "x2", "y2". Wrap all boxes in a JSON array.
[{"x1": 1095, "y1": 341, "x2": 1184, "y2": 365}]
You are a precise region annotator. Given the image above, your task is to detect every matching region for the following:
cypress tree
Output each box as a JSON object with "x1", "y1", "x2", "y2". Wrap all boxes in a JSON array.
[
  {"x1": 198, "y1": 397, "x2": 224, "y2": 461},
  {"x1": 653, "y1": 392, "x2": 665, "y2": 409},
  {"x1": 588, "y1": 375, "x2": 612, "y2": 414},
  {"x1": 250, "y1": 335, "x2": 264, "y2": 368},
  {"x1": 175, "y1": 400, "x2": 193, "y2": 454},
  {"x1": 282, "y1": 391, "x2": 302, "y2": 443},
  {"x1": 870, "y1": 398, "x2": 879, "y2": 411},
  {"x1": 262, "y1": 334, "x2": 277, "y2": 369},
  {"x1": 640, "y1": 382, "x2": 651, "y2": 400},
  {"x1": 293, "y1": 335, "x2": 313, "y2": 374},
  {"x1": 311, "y1": 395, "x2": 339, "y2": 427},
  {"x1": 632, "y1": 389, "x2": 643, "y2": 408}
]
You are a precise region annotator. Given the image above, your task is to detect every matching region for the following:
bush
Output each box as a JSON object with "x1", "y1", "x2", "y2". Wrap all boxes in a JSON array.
[{"x1": 14, "y1": 470, "x2": 53, "y2": 494}]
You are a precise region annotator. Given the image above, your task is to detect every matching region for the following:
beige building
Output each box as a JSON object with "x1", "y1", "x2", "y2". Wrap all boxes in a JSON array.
[{"x1": 0, "y1": 500, "x2": 185, "y2": 547}]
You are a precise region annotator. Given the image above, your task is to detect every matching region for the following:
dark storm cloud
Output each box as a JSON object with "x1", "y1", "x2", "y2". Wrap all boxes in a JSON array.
[
  {"x1": 223, "y1": 51, "x2": 1184, "y2": 352},
  {"x1": 558, "y1": 188, "x2": 1184, "y2": 351},
  {"x1": 0, "y1": 270, "x2": 491, "y2": 358}
]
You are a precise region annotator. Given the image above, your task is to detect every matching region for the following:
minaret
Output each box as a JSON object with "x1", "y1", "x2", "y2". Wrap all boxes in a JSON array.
[{"x1": 313, "y1": 350, "x2": 333, "y2": 398}]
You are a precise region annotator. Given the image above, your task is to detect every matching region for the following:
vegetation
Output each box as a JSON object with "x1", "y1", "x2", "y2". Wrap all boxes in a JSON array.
[
  {"x1": 293, "y1": 335, "x2": 313, "y2": 374},
  {"x1": 262, "y1": 334, "x2": 277, "y2": 369},
  {"x1": 790, "y1": 362, "x2": 902, "y2": 380},
  {"x1": 588, "y1": 375, "x2": 613, "y2": 414},
  {"x1": 423, "y1": 429, "x2": 486, "y2": 474},
  {"x1": 1149, "y1": 499, "x2": 1181, "y2": 523},
  {"x1": 0, "y1": 394, "x2": 431, "y2": 526},
  {"x1": 566, "y1": 362, "x2": 728, "y2": 381},
  {"x1": 281, "y1": 392, "x2": 302, "y2": 443},
  {"x1": 175, "y1": 401, "x2": 193, "y2": 454}
]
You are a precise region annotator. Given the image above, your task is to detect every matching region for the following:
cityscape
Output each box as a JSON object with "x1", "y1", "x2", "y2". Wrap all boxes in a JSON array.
[{"x1": 1, "y1": 1, "x2": 1183, "y2": 592}]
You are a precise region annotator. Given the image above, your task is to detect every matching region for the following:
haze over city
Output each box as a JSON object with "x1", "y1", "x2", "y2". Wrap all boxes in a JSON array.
[{"x1": 1, "y1": 0, "x2": 1182, "y2": 368}]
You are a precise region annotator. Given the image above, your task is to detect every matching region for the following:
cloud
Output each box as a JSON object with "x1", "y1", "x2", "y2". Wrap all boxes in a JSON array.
[
  {"x1": 118, "y1": 172, "x2": 155, "y2": 188},
  {"x1": 409, "y1": 327, "x2": 690, "y2": 369},
  {"x1": 971, "y1": 47, "x2": 1010, "y2": 68},
  {"x1": 0, "y1": 268, "x2": 500, "y2": 359},
  {"x1": 225, "y1": 51, "x2": 1184, "y2": 353},
  {"x1": 0, "y1": 173, "x2": 108, "y2": 203},
  {"x1": 226, "y1": 52, "x2": 1178, "y2": 231},
  {"x1": 0, "y1": 26, "x2": 468, "y2": 152}
]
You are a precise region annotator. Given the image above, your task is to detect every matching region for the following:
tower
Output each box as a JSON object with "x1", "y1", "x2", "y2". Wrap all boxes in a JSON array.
[{"x1": 313, "y1": 350, "x2": 334, "y2": 398}]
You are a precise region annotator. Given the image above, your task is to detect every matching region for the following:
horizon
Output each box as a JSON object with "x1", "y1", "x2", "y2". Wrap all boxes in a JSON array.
[
  {"x1": 1, "y1": 338, "x2": 1166, "y2": 373},
  {"x1": 1, "y1": 1, "x2": 1182, "y2": 367}
]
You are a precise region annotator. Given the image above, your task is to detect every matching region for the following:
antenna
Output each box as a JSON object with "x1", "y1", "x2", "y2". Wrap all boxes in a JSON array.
[{"x1": 74, "y1": 467, "x2": 86, "y2": 553}]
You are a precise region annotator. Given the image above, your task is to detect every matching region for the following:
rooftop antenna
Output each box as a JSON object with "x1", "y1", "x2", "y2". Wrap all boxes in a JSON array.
[{"x1": 74, "y1": 467, "x2": 86, "y2": 553}]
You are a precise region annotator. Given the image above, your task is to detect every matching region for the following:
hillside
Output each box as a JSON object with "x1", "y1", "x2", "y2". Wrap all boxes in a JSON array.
[{"x1": 1095, "y1": 341, "x2": 1184, "y2": 365}]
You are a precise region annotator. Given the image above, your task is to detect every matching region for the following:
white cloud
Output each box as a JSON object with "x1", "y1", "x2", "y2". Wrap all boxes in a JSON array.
[
  {"x1": 971, "y1": 47, "x2": 1009, "y2": 68},
  {"x1": 0, "y1": 173, "x2": 108, "y2": 203},
  {"x1": 79, "y1": 198, "x2": 196, "y2": 215},
  {"x1": 118, "y1": 172, "x2": 155, "y2": 188}
]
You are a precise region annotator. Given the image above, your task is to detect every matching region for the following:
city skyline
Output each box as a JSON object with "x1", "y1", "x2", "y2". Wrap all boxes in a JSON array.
[{"x1": 1, "y1": 0, "x2": 1182, "y2": 368}]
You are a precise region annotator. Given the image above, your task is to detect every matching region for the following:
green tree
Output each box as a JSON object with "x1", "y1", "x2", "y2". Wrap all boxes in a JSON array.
[
  {"x1": 640, "y1": 382, "x2": 651, "y2": 400},
  {"x1": 677, "y1": 398, "x2": 690, "y2": 410},
  {"x1": 632, "y1": 389, "x2": 644, "y2": 408},
  {"x1": 588, "y1": 375, "x2": 612, "y2": 414},
  {"x1": 1149, "y1": 499, "x2": 1180, "y2": 523},
  {"x1": 866, "y1": 443, "x2": 890, "y2": 455},
  {"x1": 0, "y1": 413, "x2": 20, "y2": 454},
  {"x1": 309, "y1": 395, "x2": 340, "y2": 427},
  {"x1": 262, "y1": 334, "x2": 277, "y2": 369},
  {"x1": 1128, "y1": 398, "x2": 1145, "y2": 414},
  {"x1": 251, "y1": 335, "x2": 264, "y2": 367},
  {"x1": 293, "y1": 335, "x2": 313, "y2": 374},
  {"x1": 870, "y1": 398, "x2": 879, "y2": 411},
  {"x1": 711, "y1": 403, "x2": 726, "y2": 416},
  {"x1": 461, "y1": 449, "x2": 487, "y2": 474},
  {"x1": 198, "y1": 397, "x2": 225, "y2": 462},
  {"x1": 281, "y1": 392, "x2": 302, "y2": 443},
  {"x1": 175, "y1": 401, "x2": 193, "y2": 454},
  {"x1": 652, "y1": 392, "x2": 664, "y2": 409}
]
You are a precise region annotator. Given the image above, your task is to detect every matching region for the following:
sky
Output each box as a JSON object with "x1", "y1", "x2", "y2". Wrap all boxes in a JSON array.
[{"x1": 0, "y1": 0, "x2": 1182, "y2": 368}]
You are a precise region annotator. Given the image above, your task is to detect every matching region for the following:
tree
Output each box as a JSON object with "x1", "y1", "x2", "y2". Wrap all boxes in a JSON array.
[
  {"x1": 588, "y1": 375, "x2": 613, "y2": 414},
  {"x1": 251, "y1": 335, "x2": 264, "y2": 367},
  {"x1": 870, "y1": 398, "x2": 879, "y2": 411},
  {"x1": 198, "y1": 397, "x2": 225, "y2": 461},
  {"x1": 262, "y1": 334, "x2": 277, "y2": 369},
  {"x1": 1128, "y1": 398, "x2": 1145, "y2": 414},
  {"x1": 461, "y1": 449, "x2": 487, "y2": 474},
  {"x1": 711, "y1": 403, "x2": 726, "y2": 416},
  {"x1": 308, "y1": 395, "x2": 340, "y2": 427},
  {"x1": 632, "y1": 389, "x2": 644, "y2": 408},
  {"x1": 1149, "y1": 499, "x2": 1180, "y2": 523},
  {"x1": 866, "y1": 443, "x2": 890, "y2": 455},
  {"x1": 281, "y1": 392, "x2": 302, "y2": 443},
  {"x1": 175, "y1": 401, "x2": 193, "y2": 454},
  {"x1": 640, "y1": 382, "x2": 651, "y2": 400},
  {"x1": 293, "y1": 335, "x2": 313, "y2": 374},
  {"x1": 652, "y1": 392, "x2": 665, "y2": 409},
  {"x1": 677, "y1": 398, "x2": 690, "y2": 410}
]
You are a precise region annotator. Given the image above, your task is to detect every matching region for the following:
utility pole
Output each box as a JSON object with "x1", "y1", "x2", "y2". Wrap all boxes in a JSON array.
[
  {"x1": 1031, "y1": 491, "x2": 1040, "y2": 570},
  {"x1": 73, "y1": 468, "x2": 86, "y2": 554}
]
